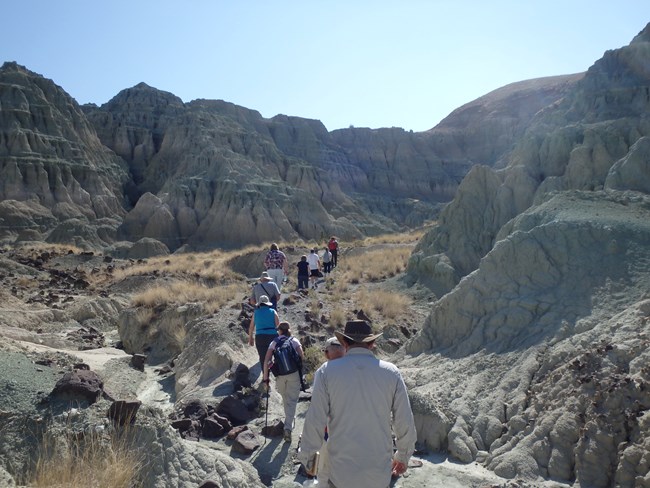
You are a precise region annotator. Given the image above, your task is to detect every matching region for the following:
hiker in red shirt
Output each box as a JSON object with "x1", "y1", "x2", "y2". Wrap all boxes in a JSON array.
[{"x1": 327, "y1": 237, "x2": 338, "y2": 268}]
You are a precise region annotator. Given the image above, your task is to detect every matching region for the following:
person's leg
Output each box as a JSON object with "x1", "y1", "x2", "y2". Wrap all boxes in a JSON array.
[
  {"x1": 267, "y1": 268, "x2": 283, "y2": 292},
  {"x1": 298, "y1": 275, "x2": 308, "y2": 289},
  {"x1": 277, "y1": 372, "x2": 301, "y2": 432},
  {"x1": 255, "y1": 334, "x2": 276, "y2": 367}
]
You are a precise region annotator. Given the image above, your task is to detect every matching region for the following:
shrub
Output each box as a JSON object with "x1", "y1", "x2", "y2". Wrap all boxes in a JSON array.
[
  {"x1": 131, "y1": 281, "x2": 243, "y2": 313},
  {"x1": 302, "y1": 346, "x2": 326, "y2": 383},
  {"x1": 30, "y1": 421, "x2": 144, "y2": 487}
]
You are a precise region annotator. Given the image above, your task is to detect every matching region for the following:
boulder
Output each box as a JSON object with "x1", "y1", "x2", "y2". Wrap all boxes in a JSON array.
[
  {"x1": 107, "y1": 399, "x2": 142, "y2": 425},
  {"x1": 51, "y1": 369, "x2": 104, "y2": 405}
]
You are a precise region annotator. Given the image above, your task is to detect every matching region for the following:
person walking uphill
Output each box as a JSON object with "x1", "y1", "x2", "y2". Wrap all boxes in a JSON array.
[
  {"x1": 262, "y1": 321, "x2": 304, "y2": 443},
  {"x1": 298, "y1": 320, "x2": 417, "y2": 488},
  {"x1": 306, "y1": 248, "x2": 321, "y2": 289},
  {"x1": 250, "y1": 271, "x2": 281, "y2": 310},
  {"x1": 248, "y1": 295, "x2": 279, "y2": 367},
  {"x1": 328, "y1": 236, "x2": 338, "y2": 268},
  {"x1": 264, "y1": 243, "x2": 288, "y2": 292},
  {"x1": 296, "y1": 255, "x2": 310, "y2": 290}
]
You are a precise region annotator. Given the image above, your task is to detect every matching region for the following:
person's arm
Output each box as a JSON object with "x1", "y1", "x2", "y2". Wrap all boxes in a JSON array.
[
  {"x1": 262, "y1": 346, "x2": 274, "y2": 384},
  {"x1": 298, "y1": 366, "x2": 329, "y2": 466},
  {"x1": 248, "y1": 315, "x2": 255, "y2": 346},
  {"x1": 391, "y1": 371, "x2": 417, "y2": 469},
  {"x1": 291, "y1": 338, "x2": 305, "y2": 361},
  {"x1": 274, "y1": 283, "x2": 281, "y2": 302},
  {"x1": 273, "y1": 311, "x2": 280, "y2": 327}
]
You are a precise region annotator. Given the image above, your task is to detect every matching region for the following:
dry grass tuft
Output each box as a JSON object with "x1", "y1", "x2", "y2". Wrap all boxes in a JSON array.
[
  {"x1": 31, "y1": 422, "x2": 144, "y2": 488},
  {"x1": 334, "y1": 247, "x2": 412, "y2": 287},
  {"x1": 352, "y1": 227, "x2": 432, "y2": 247},
  {"x1": 354, "y1": 288, "x2": 411, "y2": 320},
  {"x1": 113, "y1": 248, "x2": 245, "y2": 284},
  {"x1": 302, "y1": 346, "x2": 326, "y2": 382},
  {"x1": 328, "y1": 306, "x2": 347, "y2": 329},
  {"x1": 132, "y1": 281, "x2": 242, "y2": 313}
]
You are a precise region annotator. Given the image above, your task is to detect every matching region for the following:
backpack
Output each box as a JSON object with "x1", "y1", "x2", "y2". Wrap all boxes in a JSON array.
[{"x1": 271, "y1": 336, "x2": 300, "y2": 376}]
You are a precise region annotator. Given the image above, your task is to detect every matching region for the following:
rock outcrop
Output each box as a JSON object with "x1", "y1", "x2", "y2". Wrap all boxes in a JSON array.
[
  {"x1": 0, "y1": 62, "x2": 129, "y2": 248},
  {"x1": 402, "y1": 190, "x2": 650, "y2": 486},
  {"x1": 408, "y1": 23, "x2": 650, "y2": 297},
  {"x1": 402, "y1": 22, "x2": 650, "y2": 487},
  {"x1": 0, "y1": 55, "x2": 587, "y2": 251}
]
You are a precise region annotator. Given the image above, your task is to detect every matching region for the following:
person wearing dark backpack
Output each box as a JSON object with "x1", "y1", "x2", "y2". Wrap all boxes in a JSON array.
[{"x1": 262, "y1": 321, "x2": 304, "y2": 443}]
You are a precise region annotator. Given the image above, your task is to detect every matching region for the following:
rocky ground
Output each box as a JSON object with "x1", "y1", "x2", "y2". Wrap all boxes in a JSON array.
[{"x1": 0, "y1": 241, "x2": 562, "y2": 488}]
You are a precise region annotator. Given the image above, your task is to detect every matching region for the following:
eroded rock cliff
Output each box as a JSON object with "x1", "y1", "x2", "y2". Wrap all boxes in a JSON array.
[
  {"x1": 403, "y1": 23, "x2": 650, "y2": 487},
  {"x1": 0, "y1": 62, "x2": 129, "y2": 248}
]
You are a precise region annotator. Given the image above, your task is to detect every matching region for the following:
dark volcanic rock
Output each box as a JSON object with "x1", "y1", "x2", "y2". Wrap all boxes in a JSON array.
[{"x1": 51, "y1": 369, "x2": 104, "y2": 404}]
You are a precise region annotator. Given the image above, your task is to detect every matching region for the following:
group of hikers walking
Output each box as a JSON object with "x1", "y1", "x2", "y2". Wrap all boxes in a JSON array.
[{"x1": 246, "y1": 241, "x2": 417, "y2": 488}]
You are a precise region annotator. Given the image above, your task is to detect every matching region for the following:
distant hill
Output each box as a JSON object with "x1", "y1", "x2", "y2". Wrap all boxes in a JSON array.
[{"x1": 0, "y1": 59, "x2": 580, "y2": 250}]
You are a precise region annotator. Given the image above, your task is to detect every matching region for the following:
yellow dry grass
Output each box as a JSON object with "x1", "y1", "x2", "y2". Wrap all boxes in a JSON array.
[
  {"x1": 328, "y1": 306, "x2": 347, "y2": 329},
  {"x1": 113, "y1": 249, "x2": 243, "y2": 283},
  {"x1": 302, "y1": 345, "x2": 326, "y2": 382},
  {"x1": 132, "y1": 281, "x2": 242, "y2": 314},
  {"x1": 352, "y1": 228, "x2": 430, "y2": 246},
  {"x1": 30, "y1": 424, "x2": 143, "y2": 488},
  {"x1": 354, "y1": 288, "x2": 411, "y2": 320},
  {"x1": 337, "y1": 246, "x2": 412, "y2": 284}
]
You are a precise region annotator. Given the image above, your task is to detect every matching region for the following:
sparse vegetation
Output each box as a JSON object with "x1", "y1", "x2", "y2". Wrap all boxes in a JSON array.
[
  {"x1": 359, "y1": 289, "x2": 411, "y2": 319},
  {"x1": 132, "y1": 281, "x2": 242, "y2": 313},
  {"x1": 30, "y1": 422, "x2": 144, "y2": 488},
  {"x1": 302, "y1": 345, "x2": 326, "y2": 383},
  {"x1": 328, "y1": 306, "x2": 347, "y2": 329}
]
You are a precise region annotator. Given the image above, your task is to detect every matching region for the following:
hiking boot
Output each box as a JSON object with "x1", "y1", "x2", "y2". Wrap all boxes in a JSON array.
[{"x1": 283, "y1": 429, "x2": 292, "y2": 442}]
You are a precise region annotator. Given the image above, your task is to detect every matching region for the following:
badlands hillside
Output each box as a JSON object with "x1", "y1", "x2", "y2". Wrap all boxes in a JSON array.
[{"x1": 0, "y1": 20, "x2": 649, "y2": 488}]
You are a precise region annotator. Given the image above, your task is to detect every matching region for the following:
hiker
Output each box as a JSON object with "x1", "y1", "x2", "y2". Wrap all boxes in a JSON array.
[
  {"x1": 322, "y1": 336, "x2": 344, "y2": 361},
  {"x1": 247, "y1": 295, "x2": 279, "y2": 367},
  {"x1": 298, "y1": 320, "x2": 417, "y2": 487},
  {"x1": 322, "y1": 246, "x2": 332, "y2": 275},
  {"x1": 250, "y1": 271, "x2": 281, "y2": 310},
  {"x1": 314, "y1": 337, "x2": 345, "y2": 486},
  {"x1": 264, "y1": 243, "x2": 288, "y2": 292},
  {"x1": 328, "y1": 236, "x2": 339, "y2": 268},
  {"x1": 306, "y1": 248, "x2": 321, "y2": 289},
  {"x1": 296, "y1": 255, "x2": 310, "y2": 290},
  {"x1": 262, "y1": 321, "x2": 304, "y2": 443}
]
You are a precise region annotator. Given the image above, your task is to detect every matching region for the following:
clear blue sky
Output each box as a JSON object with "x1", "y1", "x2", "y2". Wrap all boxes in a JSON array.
[{"x1": 2, "y1": 1, "x2": 647, "y2": 132}]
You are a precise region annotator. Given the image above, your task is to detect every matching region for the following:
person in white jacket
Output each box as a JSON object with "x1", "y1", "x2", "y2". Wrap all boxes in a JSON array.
[{"x1": 298, "y1": 320, "x2": 417, "y2": 488}]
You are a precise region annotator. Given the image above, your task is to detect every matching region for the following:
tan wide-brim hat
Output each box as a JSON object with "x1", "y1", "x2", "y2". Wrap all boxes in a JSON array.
[
  {"x1": 335, "y1": 320, "x2": 382, "y2": 344},
  {"x1": 260, "y1": 271, "x2": 272, "y2": 281}
]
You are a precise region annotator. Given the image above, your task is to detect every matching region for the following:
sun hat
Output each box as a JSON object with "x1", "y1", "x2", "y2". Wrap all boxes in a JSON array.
[
  {"x1": 259, "y1": 295, "x2": 271, "y2": 306},
  {"x1": 323, "y1": 337, "x2": 342, "y2": 351},
  {"x1": 260, "y1": 271, "x2": 272, "y2": 281},
  {"x1": 335, "y1": 320, "x2": 382, "y2": 344}
]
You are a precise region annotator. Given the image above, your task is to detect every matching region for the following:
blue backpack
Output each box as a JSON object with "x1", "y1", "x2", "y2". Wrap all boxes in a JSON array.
[{"x1": 271, "y1": 337, "x2": 300, "y2": 376}]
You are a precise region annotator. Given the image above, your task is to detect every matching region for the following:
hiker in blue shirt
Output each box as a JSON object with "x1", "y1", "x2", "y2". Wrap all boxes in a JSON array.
[
  {"x1": 248, "y1": 295, "x2": 279, "y2": 367},
  {"x1": 262, "y1": 321, "x2": 304, "y2": 443}
]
